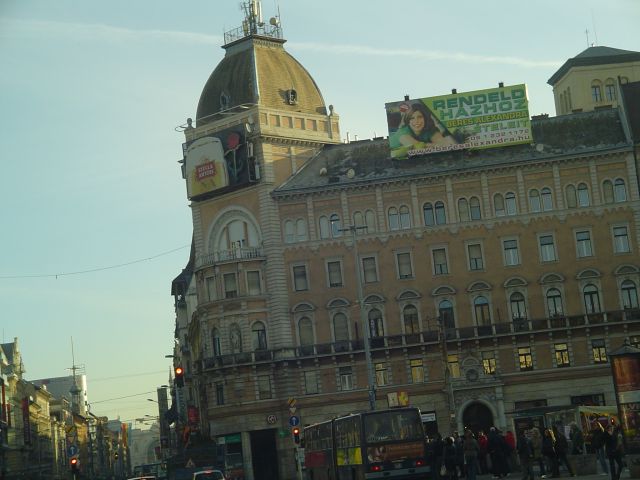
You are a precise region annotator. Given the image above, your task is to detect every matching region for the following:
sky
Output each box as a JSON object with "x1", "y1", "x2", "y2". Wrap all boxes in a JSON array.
[{"x1": 1, "y1": 0, "x2": 639, "y2": 425}]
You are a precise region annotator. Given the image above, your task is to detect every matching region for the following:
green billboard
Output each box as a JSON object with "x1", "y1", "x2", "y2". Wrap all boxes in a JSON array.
[{"x1": 385, "y1": 84, "x2": 533, "y2": 159}]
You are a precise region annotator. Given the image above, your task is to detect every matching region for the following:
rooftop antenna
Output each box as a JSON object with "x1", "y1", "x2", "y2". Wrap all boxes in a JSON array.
[
  {"x1": 585, "y1": 28, "x2": 590, "y2": 48},
  {"x1": 591, "y1": 9, "x2": 599, "y2": 46}
]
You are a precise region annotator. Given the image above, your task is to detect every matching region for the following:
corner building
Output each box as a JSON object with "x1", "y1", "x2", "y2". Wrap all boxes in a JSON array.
[{"x1": 176, "y1": 7, "x2": 640, "y2": 479}]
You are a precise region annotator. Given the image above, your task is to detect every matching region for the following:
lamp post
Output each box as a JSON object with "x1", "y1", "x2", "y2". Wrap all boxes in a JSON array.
[{"x1": 436, "y1": 315, "x2": 456, "y2": 434}]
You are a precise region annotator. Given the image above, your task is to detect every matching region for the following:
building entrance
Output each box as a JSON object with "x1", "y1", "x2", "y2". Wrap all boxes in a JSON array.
[
  {"x1": 462, "y1": 402, "x2": 494, "y2": 434},
  {"x1": 250, "y1": 428, "x2": 279, "y2": 480}
]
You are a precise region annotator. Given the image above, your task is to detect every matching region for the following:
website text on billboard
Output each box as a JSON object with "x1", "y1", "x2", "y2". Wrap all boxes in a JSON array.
[{"x1": 385, "y1": 84, "x2": 533, "y2": 159}]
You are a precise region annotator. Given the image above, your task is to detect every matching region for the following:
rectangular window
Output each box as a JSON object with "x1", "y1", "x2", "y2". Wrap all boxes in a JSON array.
[
  {"x1": 518, "y1": 347, "x2": 533, "y2": 371},
  {"x1": 375, "y1": 362, "x2": 389, "y2": 386},
  {"x1": 246, "y1": 270, "x2": 261, "y2": 295},
  {"x1": 571, "y1": 394, "x2": 605, "y2": 406},
  {"x1": 304, "y1": 371, "x2": 319, "y2": 394},
  {"x1": 410, "y1": 359, "x2": 424, "y2": 383},
  {"x1": 576, "y1": 230, "x2": 593, "y2": 257},
  {"x1": 539, "y1": 235, "x2": 557, "y2": 262},
  {"x1": 339, "y1": 366, "x2": 353, "y2": 391},
  {"x1": 503, "y1": 239, "x2": 520, "y2": 266},
  {"x1": 293, "y1": 265, "x2": 308, "y2": 291},
  {"x1": 482, "y1": 351, "x2": 496, "y2": 374},
  {"x1": 432, "y1": 248, "x2": 449, "y2": 275},
  {"x1": 592, "y1": 339, "x2": 607, "y2": 364},
  {"x1": 613, "y1": 226, "x2": 630, "y2": 253},
  {"x1": 258, "y1": 375, "x2": 272, "y2": 399},
  {"x1": 447, "y1": 354, "x2": 460, "y2": 378},
  {"x1": 592, "y1": 85, "x2": 603, "y2": 102},
  {"x1": 397, "y1": 252, "x2": 413, "y2": 279},
  {"x1": 215, "y1": 382, "x2": 224, "y2": 405},
  {"x1": 327, "y1": 260, "x2": 343, "y2": 287},
  {"x1": 362, "y1": 256, "x2": 378, "y2": 283},
  {"x1": 206, "y1": 276, "x2": 216, "y2": 301},
  {"x1": 605, "y1": 84, "x2": 616, "y2": 102},
  {"x1": 468, "y1": 243, "x2": 484, "y2": 271},
  {"x1": 223, "y1": 273, "x2": 238, "y2": 299},
  {"x1": 554, "y1": 343, "x2": 570, "y2": 367}
]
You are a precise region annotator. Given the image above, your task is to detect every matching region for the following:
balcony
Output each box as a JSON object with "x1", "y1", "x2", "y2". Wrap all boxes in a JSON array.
[{"x1": 196, "y1": 246, "x2": 264, "y2": 269}]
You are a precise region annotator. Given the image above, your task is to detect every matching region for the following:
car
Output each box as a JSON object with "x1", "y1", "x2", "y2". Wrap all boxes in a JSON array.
[{"x1": 192, "y1": 469, "x2": 226, "y2": 479}]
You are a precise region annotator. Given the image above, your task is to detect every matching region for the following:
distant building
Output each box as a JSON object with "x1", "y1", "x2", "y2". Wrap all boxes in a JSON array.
[{"x1": 32, "y1": 374, "x2": 89, "y2": 417}]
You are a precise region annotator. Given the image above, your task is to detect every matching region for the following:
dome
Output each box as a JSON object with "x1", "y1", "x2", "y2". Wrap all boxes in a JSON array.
[{"x1": 196, "y1": 36, "x2": 328, "y2": 125}]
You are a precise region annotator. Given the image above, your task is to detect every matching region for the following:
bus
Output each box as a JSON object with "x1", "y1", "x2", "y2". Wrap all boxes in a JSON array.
[{"x1": 303, "y1": 407, "x2": 430, "y2": 480}]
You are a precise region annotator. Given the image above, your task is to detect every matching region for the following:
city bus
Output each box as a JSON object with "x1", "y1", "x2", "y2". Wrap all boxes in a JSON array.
[{"x1": 303, "y1": 407, "x2": 430, "y2": 480}]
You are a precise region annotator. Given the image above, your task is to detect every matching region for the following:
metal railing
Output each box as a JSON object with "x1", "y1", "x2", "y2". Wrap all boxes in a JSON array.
[{"x1": 196, "y1": 246, "x2": 264, "y2": 268}]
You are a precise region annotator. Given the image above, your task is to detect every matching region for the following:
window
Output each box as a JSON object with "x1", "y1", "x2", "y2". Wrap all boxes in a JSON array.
[
  {"x1": 631, "y1": 336, "x2": 640, "y2": 349},
  {"x1": 494, "y1": 193, "x2": 505, "y2": 216},
  {"x1": 206, "y1": 276, "x2": 216, "y2": 301},
  {"x1": 339, "y1": 366, "x2": 353, "y2": 390},
  {"x1": 388, "y1": 207, "x2": 399, "y2": 231},
  {"x1": 435, "y1": 201, "x2": 446, "y2": 225},
  {"x1": 293, "y1": 265, "x2": 309, "y2": 291},
  {"x1": 539, "y1": 235, "x2": 557, "y2": 262},
  {"x1": 571, "y1": 394, "x2": 605, "y2": 406},
  {"x1": 566, "y1": 185, "x2": 577, "y2": 209},
  {"x1": 298, "y1": 317, "x2": 314, "y2": 347},
  {"x1": 215, "y1": 382, "x2": 225, "y2": 405},
  {"x1": 592, "y1": 339, "x2": 607, "y2": 364},
  {"x1": 399, "y1": 205, "x2": 411, "y2": 229},
  {"x1": 621, "y1": 280, "x2": 639, "y2": 309},
  {"x1": 468, "y1": 243, "x2": 484, "y2": 271},
  {"x1": 403, "y1": 305, "x2": 419, "y2": 334},
  {"x1": 304, "y1": 370, "x2": 319, "y2": 394},
  {"x1": 592, "y1": 84, "x2": 602, "y2": 102},
  {"x1": 258, "y1": 375, "x2": 272, "y2": 399},
  {"x1": 410, "y1": 359, "x2": 424, "y2": 383},
  {"x1": 439, "y1": 300, "x2": 455, "y2": 330},
  {"x1": 333, "y1": 313, "x2": 349, "y2": 342},
  {"x1": 605, "y1": 83, "x2": 616, "y2": 101},
  {"x1": 252, "y1": 322, "x2": 267, "y2": 350},
  {"x1": 474, "y1": 296, "x2": 491, "y2": 325},
  {"x1": 365, "y1": 210, "x2": 377, "y2": 233},
  {"x1": 375, "y1": 362, "x2": 389, "y2": 386},
  {"x1": 614, "y1": 179, "x2": 627, "y2": 202},
  {"x1": 518, "y1": 347, "x2": 533, "y2": 371},
  {"x1": 296, "y1": 219, "x2": 308, "y2": 241},
  {"x1": 284, "y1": 220, "x2": 295, "y2": 243},
  {"x1": 603, "y1": 180, "x2": 615, "y2": 204},
  {"x1": 583, "y1": 284, "x2": 601, "y2": 313},
  {"x1": 423, "y1": 203, "x2": 435, "y2": 226},
  {"x1": 576, "y1": 230, "x2": 593, "y2": 257},
  {"x1": 223, "y1": 273, "x2": 238, "y2": 299},
  {"x1": 529, "y1": 189, "x2": 541, "y2": 212},
  {"x1": 613, "y1": 226, "x2": 630, "y2": 253},
  {"x1": 546, "y1": 288, "x2": 564, "y2": 317},
  {"x1": 577, "y1": 183, "x2": 590, "y2": 207},
  {"x1": 212, "y1": 328, "x2": 221, "y2": 356},
  {"x1": 327, "y1": 260, "x2": 343, "y2": 287},
  {"x1": 555, "y1": 343, "x2": 570, "y2": 367},
  {"x1": 432, "y1": 248, "x2": 449, "y2": 275},
  {"x1": 503, "y1": 239, "x2": 520, "y2": 266},
  {"x1": 541, "y1": 187, "x2": 553, "y2": 211},
  {"x1": 229, "y1": 323, "x2": 242, "y2": 353},
  {"x1": 368, "y1": 309, "x2": 384, "y2": 338},
  {"x1": 510, "y1": 292, "x2": 527, "y2": 319},
  {"x1": 482, "y1": 351, "x2": 496, "y2": 375},
  {"x1": 397, "y1": 252, "x2": 413, "y2": 279},
  {"x1": 319, "y1": 216, "x2": 330, "y2": 239},
  {"x1": 247, "y1": 270, "x2": 261, "y2": 295},
  {"x1": 458, "y1": 198, "x2": 470, "y2": 222},
  {"x1": 470, "y1": 197, "x2": 482, "y2": 220},
  {"x1": 362, "y1": 256, "x2": 378, "y2": 283},
  {"x1": 447, "y1": 354, "x2": 460, "y2": 378},
  {"x1": 505, "y1": 192, "x2": 517, "y2": 215},
  {"x1": 330, "y1": 214, "x2": 343, "y2": 238}
]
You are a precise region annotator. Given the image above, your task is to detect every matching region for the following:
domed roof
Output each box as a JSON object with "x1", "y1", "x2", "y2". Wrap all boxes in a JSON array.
[{"x1": 196, "y1": 36, "x2": 328, "y2": 125}]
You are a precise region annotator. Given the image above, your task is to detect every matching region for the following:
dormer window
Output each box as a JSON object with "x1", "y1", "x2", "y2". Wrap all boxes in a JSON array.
[
  {"x1": 286, "y1": 89, "x2": 297, "y2": 105},
  {"x1": 220, "y1": 91, "x2": 231, "y2": 111}
]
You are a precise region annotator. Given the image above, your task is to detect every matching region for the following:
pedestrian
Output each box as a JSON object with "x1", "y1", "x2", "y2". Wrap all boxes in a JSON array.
[
  {"x1": 530, "y1": 428, "x2": 546, "y2": 477},
  {"x1": 433, "y1": 433, "x2": 445, "y2": 480},
  {"x1": 570, "y1": 423, "x2": 584, "y2": 455},
  {"x1": 542, "y1": 428, "x2": 558, "y2": 478},
  {"x1": 489, "y1": 427, "x2": 509, "y2": 478},
  {"x1": 552, "y1": 425, "x2": 575, "y2": 476},
  {"x1": 464, "y1": 429, "x2": 480, "y2": 480},
  {"x1": 454, "y1": 431, "x2": 465, "y2": 478},
  {"x1": 505, "y1": 430, "x2": 517, "y2": 472},
  {"x1": 603, "y1": 423, "x2": 624, "y2": 480},
  {"x1": 478, "y1": 430, "x2": 490, "y2": 475},
  {"x1": 591, "y1": 421, "x2": 609, "y2": 475},
  {"x1": 517, "y1": 429, "x2": 535, "y2": 480},
  {"x1": 443, "y1": 436, "x2": 459, "y2": 480}
]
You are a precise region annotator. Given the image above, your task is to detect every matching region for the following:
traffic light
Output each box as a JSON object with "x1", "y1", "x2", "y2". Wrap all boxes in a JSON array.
[
  {"x1": 292, "y1": 426, "x2": 300, "y2": 444},
  {"x1": 70, "y1": 457, "x2": 79, "y2": 473},
  {"x1": 175, "y1": 366, "x2": 185, "y2": 387},
  {"x1": 114, "y1": 451, "x2": 119, "y2": 460}
]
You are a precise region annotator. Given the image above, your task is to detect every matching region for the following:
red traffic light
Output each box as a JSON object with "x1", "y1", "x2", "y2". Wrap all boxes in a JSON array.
[
  {"x1": 292, "y1": 427, "x2": 300, "y2": 435},
  {"x1": 175, "y1": 366, "x2": 184, "y2": 376},
  {"x1": 292, "y1": 426, "x2": 301, "y2": 444},
  {"x1": 70, "y1": 458, "x2": 78, "y2": 466}
]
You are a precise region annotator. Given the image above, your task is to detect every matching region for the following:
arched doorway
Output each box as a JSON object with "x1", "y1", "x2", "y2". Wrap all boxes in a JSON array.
[{"x1": 462, "y1": 402, "x2": 494, "y2": 435}]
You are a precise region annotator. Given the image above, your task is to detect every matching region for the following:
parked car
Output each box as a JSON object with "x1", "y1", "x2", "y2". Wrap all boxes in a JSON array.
[{"x1": 192, "y1": 469, "x2": 226, "y2": 479}]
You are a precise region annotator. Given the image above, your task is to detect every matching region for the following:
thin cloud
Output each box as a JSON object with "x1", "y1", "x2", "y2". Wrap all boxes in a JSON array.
[{"x1": 289, "y1": 41, "x2": 561, "y2": 69}]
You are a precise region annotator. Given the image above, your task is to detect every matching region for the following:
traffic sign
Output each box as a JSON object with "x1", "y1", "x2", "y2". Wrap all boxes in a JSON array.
[
  {"x1": 289, "y1": 415, "x2": 300, "y2": 427},
  {"x1": 67, "y1": 444, "x2": 79, "y2": 457}
]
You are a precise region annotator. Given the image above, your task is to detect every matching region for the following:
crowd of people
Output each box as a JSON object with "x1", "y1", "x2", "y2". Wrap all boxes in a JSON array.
[{"x1": 425, "y1": 421, "x2": 626, "y2": 480}]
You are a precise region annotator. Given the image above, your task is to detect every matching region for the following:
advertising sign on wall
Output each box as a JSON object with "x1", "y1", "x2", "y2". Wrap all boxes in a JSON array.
[
  {"x1": 611, "y1": 354, "x2": 640, "y2": 452},
  {"x1": 185, "y1": 126, "x2": 253, "y2": 200},
  {"x1": 385, "y1": 84, "x2": 533, "y2": 159}
]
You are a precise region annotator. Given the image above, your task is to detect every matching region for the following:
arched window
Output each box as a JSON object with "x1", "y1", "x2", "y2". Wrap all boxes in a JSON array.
[
  {"x1": 435, "y1": 201, "x2": 446, "y2": 225},
  {"x1": 399, "y1": 205, "x2": 411, "y2": 229},
  {"x1": 319, "y1": 216, "x2": 330, "y2": 239},
  {"x1": 330, "y1": 214, "x2": 342, "y2": 238},
  {"x1": 605, "y1": 81, "x2": 616, "y2": 101},
  {"x1": 252, "y1": 321, "x2": 267, "y2": 350},
  {"x1": 296, "y1": 219, "x2": 308, "y2": 242},
  {"x1": 423, "y1": 203, "x2": 435, "y2": 226},
  {"x1": 212, "y1": 328, "x2": 221, "y2": 356},
  {"x1": 566, "y1": 185, "x2": 577, "y2": 209},
  {"x1": 438, "y1": 300, "x2": 455, "y2": 329},
  {"x1": 284, "y1": 220, "x2": 295, "y2": 243},
  {"x1": 510, "y1": 292, "x2": 527, "y2": 319},
  {"x1": 388, "y1": 207, "x2": 400, "y2": 231},
  {"x1": 614, "y1": 179, "x2": 627, "y2": 203},
  {"x1": 621, "y1": 280, "x2": 639, "y2": 309},
  {"x1": 403, "y1": 305, "x2": 419, "y2": 334},
  {"x1": 546, "y1": 288, "x2": 563, "y2": 317},
  {"x1": 458, "y1": 198, "x2": 470, "y2": 222},
  {"x1": 505, "y1": 192, "x2": 517, "y2": 215},
  {"x1": 529, "y1": 189, "x2": 541, "y2": 213},
  {"x1": 474, "y1": 296, "x2": 491, "y2": 325},
  {"x1": 541, "y1": 187, "x2": 553, "y2": 211},
  {"x1": 354, "y1": 211, "x2": 365, "y2": 233},
  {"x1": 333, "y1": 313, "x2": 349, "y2": 342},
  {"x1": 591, "y1": 82, "x2": 603, "y2": 102},
  {"x1": 470, "y1": 197, "x2": 481, "y2": 220},
  {"x1": 368, "y1": 308, "x2": 384, "y2": 338},
  {"x1": 603, "y1": 180, "x2": 614, "y2": 204},
  {"x1": 494, "y1": 193, "x2": 505, "y2": 216},
  {"x1": 229, "y1": 323, "x2": 243, "y2": 353},
  {"x1": 298, "y1": 317, "x2": 314, "y2": 346},
  {"x1": 365, "y1": 210, "x2": 377, "y2": 233},
  {"x1": 583, "y1": 284, "x2": 601, "y2": 314},
  {"x1": 577, "y1": 183, "x2": 590, "y2": 207}
]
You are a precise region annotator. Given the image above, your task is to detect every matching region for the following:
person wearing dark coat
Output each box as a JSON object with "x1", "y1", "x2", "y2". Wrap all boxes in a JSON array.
[
  {"x1": 443, "y1": 436, "x2": 459, "y2": 480},
  {"x1": 517, "y1": 430, "x2": 535, "y2": 480},
  {"x1": 552, "y1": 425, "x2": 574, "y2": 476},
  {"x1": 542, "y1": 428, "x2": 559, "y2": 477},
  {"x1": 432, "y1": 433, "x2": 445, "y2": 480},
  {"x1": 603, "y1": 424, "x2": 624, "y2": 480},
  {"x1": 488, "y1": 427, "x2": 509, "y2": 478}
]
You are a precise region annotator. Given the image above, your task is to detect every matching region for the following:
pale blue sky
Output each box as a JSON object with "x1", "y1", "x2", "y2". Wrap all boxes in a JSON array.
[{"x1": 1, "y1": 0, "x2": 638, "y2": 423}]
